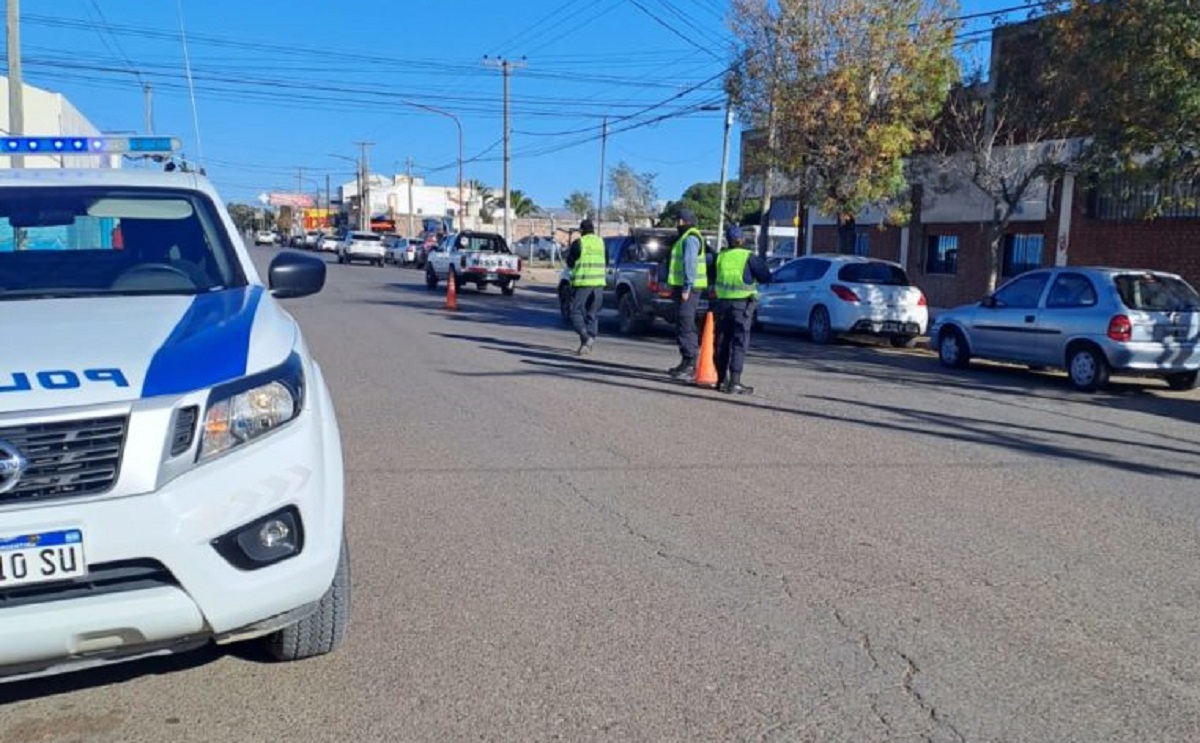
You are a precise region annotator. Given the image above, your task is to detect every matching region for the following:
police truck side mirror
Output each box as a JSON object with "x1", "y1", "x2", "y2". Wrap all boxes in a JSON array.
[{"x1": 269, "y1": 251, "x2": 326, "y2": 299}]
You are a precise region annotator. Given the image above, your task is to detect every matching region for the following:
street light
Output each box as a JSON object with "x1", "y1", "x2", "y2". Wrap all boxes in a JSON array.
[{"x1": 397, "y1": 100, "x2": 464, "y2": 231}]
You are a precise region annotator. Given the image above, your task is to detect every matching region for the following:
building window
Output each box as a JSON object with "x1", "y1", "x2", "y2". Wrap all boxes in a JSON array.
[
  {"x1": 925, "y1": 235, "x2": 958, "y2": 275},
  {"x1": 1003, "y1": 234, "x2": 1043, "y2": 277},
  {"x1": 1088, "y1": 174, "x2": 1200, "y2": 220}
]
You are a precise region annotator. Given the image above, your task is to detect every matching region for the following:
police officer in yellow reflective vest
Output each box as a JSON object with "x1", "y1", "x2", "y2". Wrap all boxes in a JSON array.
[
  {"x1": 666, "y1": 209, "x2": 708, "y2": 378},
  {"x1": 714, "y1": 225, "x2": 773, "y2": 394},
  {"x1": 566, "y1": 219, "x2": 606, "y2": 356}
]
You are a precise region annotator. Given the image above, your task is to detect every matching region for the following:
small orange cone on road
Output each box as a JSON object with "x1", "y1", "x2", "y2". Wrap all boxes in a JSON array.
[
  {"x1": 445, "y1": 270, "x2": 458, "y2": 311},
  {"x1": 695, "y1": 311, "x2": 718, "y2": 387}
]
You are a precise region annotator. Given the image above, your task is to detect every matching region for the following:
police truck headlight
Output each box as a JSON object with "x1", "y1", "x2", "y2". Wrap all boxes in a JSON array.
[{"x1": 199, "y1": 355, "x2": 304, "y2": 461}]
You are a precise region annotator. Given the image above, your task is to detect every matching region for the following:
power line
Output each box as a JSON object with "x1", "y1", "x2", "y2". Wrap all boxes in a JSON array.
[{"x1": 626, "y1": 0, "x2": 723, "y2": 60}]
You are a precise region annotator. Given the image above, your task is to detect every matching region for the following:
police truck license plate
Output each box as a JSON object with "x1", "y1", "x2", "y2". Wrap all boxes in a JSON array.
[{"x1": 0, "y1": 529, "x2": 87, "y2": 588}]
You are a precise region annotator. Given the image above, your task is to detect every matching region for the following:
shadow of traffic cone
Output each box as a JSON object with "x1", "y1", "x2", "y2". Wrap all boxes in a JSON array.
[
  {"x1": 445, "y1": 271, "x2": 458, "y2": 311},
  {"x1": 695, "y1": 311, "x2": 718, "y2": 387}
]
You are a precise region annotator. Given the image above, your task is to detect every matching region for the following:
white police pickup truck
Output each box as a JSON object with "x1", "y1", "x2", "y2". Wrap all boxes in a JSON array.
[{"x1": 0, "y1": 136, "x2": 349, "y2": 681}]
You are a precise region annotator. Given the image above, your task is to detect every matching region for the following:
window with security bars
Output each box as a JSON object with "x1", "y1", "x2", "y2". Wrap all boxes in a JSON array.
[
  {"x1": 1088, "y1": 175, "x2": 1200, "y2": 220},
  {"x1": 1003, "y1": 234, "x2": 1044, "y2": 277},
  {"x1": 925, "y1": 235, "x2": 958, "y2": 275}
]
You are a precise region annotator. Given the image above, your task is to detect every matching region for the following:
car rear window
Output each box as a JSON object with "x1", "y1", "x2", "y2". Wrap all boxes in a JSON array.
[
  {"x1": 458, "y1": 234, "x2": 510, "y2": 253},
  {"x1": 1114, "y1": 273, "x2": 1200, "y2": 311},
  {"x1": 353, "y1": 233, "x2": 382, "y2": 242},
  {"x1": 837, "y1": 262, "x2": 910, "y2": 286}
]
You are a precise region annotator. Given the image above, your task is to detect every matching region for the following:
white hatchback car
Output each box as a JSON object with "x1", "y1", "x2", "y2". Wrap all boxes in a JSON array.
[
  {"x1": 757, "y1": 254, "x2": 929, "y2": 346},
  {"x1": 337, "y1": 231, "x2": 386, "y2": 266},
  {"x1": 0, "y1": 136, "x2": 349, "y2": 682}
]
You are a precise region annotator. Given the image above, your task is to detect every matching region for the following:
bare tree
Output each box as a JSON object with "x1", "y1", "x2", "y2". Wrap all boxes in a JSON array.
[
  {"x1": 924, "y1": 69, "x2": 1076, "y2": 291},
  {"x1": 606, "y1": 161, "x2": 658, "y2": 225}
]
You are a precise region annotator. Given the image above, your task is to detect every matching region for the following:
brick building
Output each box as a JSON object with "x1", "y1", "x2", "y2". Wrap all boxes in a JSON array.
[{"x1": 742, "y1": 16, "x2": 1199, "y2": 308}]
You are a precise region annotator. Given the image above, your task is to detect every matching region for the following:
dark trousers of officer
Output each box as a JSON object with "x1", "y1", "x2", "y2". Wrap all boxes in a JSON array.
[
  {"x1": 673, "y1": 287, "x2": 700, "y2": 364},
  {"x1": 571, "y1": 286, "x2": 603, "y2": 344},
  {"x1": 715, "y1": 298, "x2": 755, "y2": 383}
]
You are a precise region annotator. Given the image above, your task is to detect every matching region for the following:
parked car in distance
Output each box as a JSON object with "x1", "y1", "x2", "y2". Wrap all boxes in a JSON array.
[
  {"x1": 315, "y1": 231, "x2": 340, "y2": 253},
  {"x1": 381, "y1": 234, "x2": 408, "y2": 265},
  {"x1": 513, "y1": 235, "x2": 561, "y2": 261},
  {"x1": 930, "y1": 267, "x2": 1200, "y2": 392},
  {"x1": 302, "y1": 230, "x2": 323, "y2": 250},
  {"x1": 337, "y1": 231, "x2": 387, "y2": 266},
  {"x1": 253, "y1": 230, "x2": 277, "y2": 246},
  {"x1": 757, "y1": 255, "x2": 928, "y2": 346}
]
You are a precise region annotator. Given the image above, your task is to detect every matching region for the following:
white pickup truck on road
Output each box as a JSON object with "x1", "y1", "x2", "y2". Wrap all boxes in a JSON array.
[{"x1": 424, "y1": 231, "x2": 521, "y2": 296}]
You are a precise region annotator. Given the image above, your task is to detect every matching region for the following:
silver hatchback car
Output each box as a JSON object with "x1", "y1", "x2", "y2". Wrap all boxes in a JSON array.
[{"x1": 930, "y1": 267, "x2": 1200, "y2": 392}]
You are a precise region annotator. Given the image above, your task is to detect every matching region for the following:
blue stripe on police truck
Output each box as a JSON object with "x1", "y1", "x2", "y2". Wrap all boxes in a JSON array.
[{"x1": 141, "y1": 286, "x2": 264, "y2": 398}]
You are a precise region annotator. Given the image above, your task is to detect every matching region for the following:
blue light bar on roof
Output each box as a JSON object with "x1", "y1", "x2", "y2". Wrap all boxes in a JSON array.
[{"x1": 0, "y1": 136, "x2": 181, "y2": 156}]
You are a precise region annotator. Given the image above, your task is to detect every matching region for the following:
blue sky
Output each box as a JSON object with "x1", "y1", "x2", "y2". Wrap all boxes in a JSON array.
[{"x1": 11, "y1": 0, "x2": 1029, "y2": 209}]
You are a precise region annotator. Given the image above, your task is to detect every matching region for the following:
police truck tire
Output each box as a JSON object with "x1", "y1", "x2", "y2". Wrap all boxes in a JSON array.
[
  {"x1": 264, "y1": 537, "x2": 351, "y2": 662},
  {"x1": 559, "y1": 284, "x2": 573, "y2": 324},
  {"x1": 425, "y1": 265, "x2": 438, "y2": 290},
  {"x1": 501, "y1": 282, "x2": 515, "y2": 296}
]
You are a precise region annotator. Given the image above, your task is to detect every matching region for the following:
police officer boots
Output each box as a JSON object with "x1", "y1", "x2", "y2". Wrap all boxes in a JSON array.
[
  {"x1": 668, "y1": 361, "x2": 695, "y2": 379},
  {"x1": 725, "y1": 373, "x2": 754, "y2": 395}
]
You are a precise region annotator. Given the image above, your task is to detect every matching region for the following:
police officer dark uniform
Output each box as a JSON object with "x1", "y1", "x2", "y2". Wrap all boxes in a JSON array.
[
  {"x1": 666, "y1": 209, "x2": 708, "y2": 379},
  {"x1": 565, "y1": 219, "x2": 606, "y2": 355},
  {"x1": 713, "y1": 225, "x2": 773, "y2": 394}
]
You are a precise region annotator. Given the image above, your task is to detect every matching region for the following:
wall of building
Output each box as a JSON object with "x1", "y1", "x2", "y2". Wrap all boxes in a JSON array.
[
  {"x1": 0, "y1": 77, "x2": 112, "y2": 168},
  {"x1": 1068, "y1": 193, "x2": 1200, "y2": 290}
]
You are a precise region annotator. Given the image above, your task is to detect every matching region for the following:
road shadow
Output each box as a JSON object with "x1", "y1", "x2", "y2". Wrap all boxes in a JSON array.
[{"x1": 436, "y1": 335, "x2": 1200, "y2": 481}]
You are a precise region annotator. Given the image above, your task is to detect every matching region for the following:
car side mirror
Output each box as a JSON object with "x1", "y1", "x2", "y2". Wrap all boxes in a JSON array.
[
  {"x1": 269, "y1": 251, "x2": 326, "y2": 299},
  {"x1": 981, "y1": 295, "x2": 997, "y2": 308}
]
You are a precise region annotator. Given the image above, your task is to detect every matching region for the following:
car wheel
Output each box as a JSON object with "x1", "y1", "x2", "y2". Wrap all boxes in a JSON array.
[
  {"x1": 617, "y1": 292, "x2": 645, "y2": 335},
  {"x1": 889, "y1": 335, "x2": 918, "y2": 349},
  {"x1": 937, "y1": 327, "x2": 970, "y2": 369},
  {"x1": 808, "y1": 306, "x2": 833, "y2": 345},
  {"x1": 263, "y1": 537, "x2": 350, "y2": 662},
  {"x1": 559, "y1": 283, "x2": 573, "y2": 324},
  {"x1": 1067, "y1": 344, "x2": 1110, "y2": 392},
  {"x1": 476, "y1": 282, "x2": 487, "y2": 292},
  {"x1": 336, "y1": 254, "x2": 345, "y2": 265},
  {"x1": 425, "y1": 264, "x2": 439, "y2": 290},
  {"x1": 1165, "y1": 370, "x2": 1199, "y2": 391},
  {"x1": 501, "y1": 282, "x2": 515, "y2": 296}
]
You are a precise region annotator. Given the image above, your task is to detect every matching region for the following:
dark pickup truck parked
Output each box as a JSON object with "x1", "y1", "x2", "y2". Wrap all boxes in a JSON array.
[{"x1": 557, "y1": 229, "x2": 715, "y2": 335}]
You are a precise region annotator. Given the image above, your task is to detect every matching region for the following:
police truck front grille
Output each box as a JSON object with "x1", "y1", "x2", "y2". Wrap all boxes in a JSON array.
[
  {"x1": 0, "y1": 559, "x2": 178, "y2": 609},
  {"x1": 0, "y1": 416, "x2": 127, "y2": 503}
]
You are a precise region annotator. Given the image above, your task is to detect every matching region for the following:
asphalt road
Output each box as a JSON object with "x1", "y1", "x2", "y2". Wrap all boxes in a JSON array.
[{"x1": 3, "y1": 247, "x2": 1199, "y2": 742}]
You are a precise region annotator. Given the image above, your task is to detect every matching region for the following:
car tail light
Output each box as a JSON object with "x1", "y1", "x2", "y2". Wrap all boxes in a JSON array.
[
  {"x1": 917, "y1": 291, "x2": 928, "y2": 307},
  {"x1": 1108, "y1": 314, "x2": 1133, "y2": 342},
  {"x1": 517, "y1": 258, "x2": 522, "y2": 272},
  {"x1": 648, "y1": 269, "x2": 658, "y2": 293},
  {"x1": 831, "y1": 284, "x2": 860, "y2": 303}
]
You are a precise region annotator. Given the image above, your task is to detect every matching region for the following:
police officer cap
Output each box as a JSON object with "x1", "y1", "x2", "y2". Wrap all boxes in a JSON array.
[
  {"x1": 677, "y1": 208, "x2": 697, "y2": 225},
  {"x1": 725, "y1": 225, "x2": 744, "y2": 243},
  {"x1": 580, "y1": 219, "x2": 595, "y2": 233}
]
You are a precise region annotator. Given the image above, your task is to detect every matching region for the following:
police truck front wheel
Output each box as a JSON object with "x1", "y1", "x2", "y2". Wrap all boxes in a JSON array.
[
  {"x1": 264, "y1": 536, "x2": 351, "y2": 661},
  {"x1": 501, "y1": 281, "x2": 515, "y2": 296},
  {"x1": 425, "y1": 265, "x2": 439, "y2": 290}
]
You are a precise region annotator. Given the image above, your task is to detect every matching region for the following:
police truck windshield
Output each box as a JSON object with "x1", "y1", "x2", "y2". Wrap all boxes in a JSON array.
[{"x1": 0, "y1": 187, "x2": 245, "y2": 300}]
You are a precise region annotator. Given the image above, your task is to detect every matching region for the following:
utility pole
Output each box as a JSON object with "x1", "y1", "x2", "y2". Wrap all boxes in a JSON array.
[
  {"x1": 406, "y1": 158, "x2": 415, "y2": 237},
  {"x1": 758, "y1": 25, "x2": 781, "y2": 258},
  {"x1": 144, "y1": 83, "x2": 154, "y2": 135},
  {"x1": 597, "y1": 116, "x2": 608, "y2": 225},
  {"x1": 325, "y1": 173, "x2": 331, "y2": 219},
  {"x1": 715, "y1": 98, "x2": 734, "y2": 254},
  {"x1": 484, "y1": 56, "x2": 525, "y2": 250},
  {"x1": 355, "y1": 141, "x2": 373, "y2": 231},
  {"x1": 295, "y1": 167, "x2": 306, "y2": 237},
  {"x1": 6, "y1": 0, "x2": 25, "y2": 169}
]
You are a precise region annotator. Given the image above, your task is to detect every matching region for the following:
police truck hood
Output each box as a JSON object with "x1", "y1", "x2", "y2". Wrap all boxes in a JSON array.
[{"x1": 0, "y1": 286, "x2": 298, "y2": 413}]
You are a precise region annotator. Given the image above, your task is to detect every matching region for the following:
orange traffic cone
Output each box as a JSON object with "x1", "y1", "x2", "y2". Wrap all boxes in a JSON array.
[
  {"x1": 445, "y1": 271, "x2": 458, "y2": 311},
  {"x1": 695, "y1": 311, "x2": 718, "y2": 387}
]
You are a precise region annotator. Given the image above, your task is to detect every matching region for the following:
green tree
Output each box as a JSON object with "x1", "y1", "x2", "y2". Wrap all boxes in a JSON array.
[
  {"x1": 507, "y1": 190, "x2": 539, "y2": 218},
  {"x1": 1044, "y1": 0, "x2": 1200, "y2": 184},
  {"x1": 657, "y1": 181, "x2": 758, "y2": 229},
  {"x1": 227, "y1": 202, "x2": 258, "y2": 233},
  {"x1": 730, "y1": 0, "x2": 958, "y2": 249},
  {"x1": 564, "y1": 190, "x2": 596, "y2": 219},
  {"x1": 606, "y1": 161, "x2": 658, "y2": 224}
]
